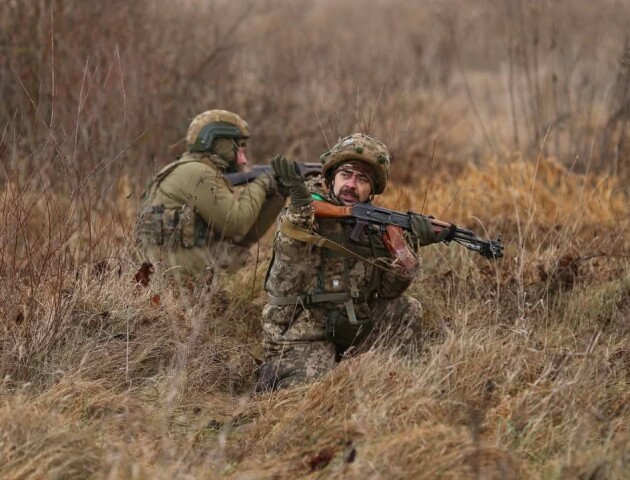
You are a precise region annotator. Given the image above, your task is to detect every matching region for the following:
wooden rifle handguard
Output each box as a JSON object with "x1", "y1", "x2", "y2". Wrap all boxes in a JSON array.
[
  {"x1": 312, "y1": 200, "x2": 418, "y2": 278},
  {"x1": 382, "y1": 225, "x2": 419, "y2": 278}
]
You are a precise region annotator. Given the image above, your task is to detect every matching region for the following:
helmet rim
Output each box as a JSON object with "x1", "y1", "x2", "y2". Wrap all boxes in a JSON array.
[
  {"x1": 320, "y1": 133, "x2": 391, "y2": 194},
  {"x1": 186, "y1": 110, "x2": 250, "y2": 150}
]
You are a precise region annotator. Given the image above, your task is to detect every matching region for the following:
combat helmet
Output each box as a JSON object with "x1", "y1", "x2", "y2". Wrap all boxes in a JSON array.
[
  {"x1": 186, "y1": 109, "x2": 250, "y2": 153},
  {"x1": 320, "y1": 133, "x2": 391, "y2": 194}
]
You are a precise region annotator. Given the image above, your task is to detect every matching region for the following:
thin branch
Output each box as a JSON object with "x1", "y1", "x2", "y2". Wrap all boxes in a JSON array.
[{"x1": 420, "y1": 138, "x2": 438, "y2": 215}]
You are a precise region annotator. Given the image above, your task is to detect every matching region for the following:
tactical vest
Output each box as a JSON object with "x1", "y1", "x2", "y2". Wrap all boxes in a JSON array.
[
  {"x1": 136, "y1": 156, "x2": 230, "y2": 249},
  {"x1": 267, "y1": 209, "x2": 392, "y2": 344},
  {"x1": 316, "y1": 217, "x2": 389, "y2": 306}
]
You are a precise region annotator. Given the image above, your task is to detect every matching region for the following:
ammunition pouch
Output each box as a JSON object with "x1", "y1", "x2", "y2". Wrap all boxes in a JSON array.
[
  {"x1": 137, "y1": 204, "x2": 208, "y2": 248},
  {"x1": 268, "y1": 291, "x2": 373, "y2": 345},
  {"x1": 326, "y1": 308, "x2": 372, "y2": 348}
]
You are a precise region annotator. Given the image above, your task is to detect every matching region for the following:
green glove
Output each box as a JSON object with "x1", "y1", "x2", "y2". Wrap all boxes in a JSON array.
[
  {"x1": 271, "y1": 154, "x2": 311, "y2": 207},
  {"x1": 410, "y1": 215, "x2": 456, "y2": 246},
  {"x1": 262, "y1": 172, "x2": 281, "y2": 198}
]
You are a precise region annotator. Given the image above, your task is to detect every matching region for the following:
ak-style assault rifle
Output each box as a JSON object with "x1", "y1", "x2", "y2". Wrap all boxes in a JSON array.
[
  {"x1": 225, "y1": 163, "x2": 322, "y2": 186},
  {"x1": 312, "y1": 198, "x2": 504, "y2": 259}
]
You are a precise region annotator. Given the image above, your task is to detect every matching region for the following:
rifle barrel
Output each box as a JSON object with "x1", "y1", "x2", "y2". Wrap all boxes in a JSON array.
[
  {"x1": 348, "y1": 203, "x2": 503, "y2": 259},
  {"x1": 225, "y1": 162, "x2": 321, "y2": 186}
]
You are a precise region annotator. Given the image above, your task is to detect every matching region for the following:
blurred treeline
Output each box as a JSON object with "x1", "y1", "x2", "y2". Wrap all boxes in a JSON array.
[{"x1": 2, "y1": 0, "x2": 630, "y2": 190}]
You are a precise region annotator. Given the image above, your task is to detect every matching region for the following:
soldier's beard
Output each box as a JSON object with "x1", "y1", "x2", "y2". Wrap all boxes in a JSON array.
[
  {"x1": 224, "y1": 148, "x2": 248, "y2": 173},
  {"x1": 225, "y1": 161, "x2": 239, "y2": 173},
  {"x1": 337, "y1": 187, "x2": 359, "y2": 205}
]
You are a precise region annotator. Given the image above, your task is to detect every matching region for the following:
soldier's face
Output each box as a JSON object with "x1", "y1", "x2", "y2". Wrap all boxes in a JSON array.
[
  {"x1": 213, "y1": 137, "x2": 249, "y2": 172},
  {"x1": 332, "y1": 163, "x2": 373, "y2": 205},
  {"x1": 234, "y1": 139, "x2": 249, "y2": 170}
]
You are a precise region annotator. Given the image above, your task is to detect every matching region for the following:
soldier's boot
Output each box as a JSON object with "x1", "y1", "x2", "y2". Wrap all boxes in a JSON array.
[
  {"x1": 254, "y1": 362, "x2": 292, "y2": 393},
  {"x1": 255, "y1": 340, "x2": 337, "y2": 392}
]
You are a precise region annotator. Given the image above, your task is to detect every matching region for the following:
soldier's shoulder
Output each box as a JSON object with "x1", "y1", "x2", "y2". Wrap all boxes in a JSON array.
[
  {"x1": 157, "y1": 152, "x2": 213, "y2": 170},
  {"x1": 306, "y1": 175, "x2": 327, "y2": 195},
  {"x1": 179, "y1": 152, "x2": 219, "y2": 169},
  {"x1": 166, "y1": 153, "x2": 219, "y2": 177}
]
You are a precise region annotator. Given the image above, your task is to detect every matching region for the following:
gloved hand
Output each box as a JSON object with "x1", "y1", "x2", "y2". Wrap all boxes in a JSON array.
[
  {"x1": 259, "y1": 171, "x2": 290, "y2": 199},
  {"x1": 271, "y1": 154, "x2": 311, "y2": 207},
  {"x1": 410, "y1": 215, "x2": 457, "y2": 246},
  {"x1": 262, "y1": 172, "x2": 282, "y2": 198}
]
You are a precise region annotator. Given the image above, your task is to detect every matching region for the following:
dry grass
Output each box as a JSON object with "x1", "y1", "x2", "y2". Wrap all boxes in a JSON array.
[{"x1": 2, "y1": 0, "x2": 630, "y2": 478}]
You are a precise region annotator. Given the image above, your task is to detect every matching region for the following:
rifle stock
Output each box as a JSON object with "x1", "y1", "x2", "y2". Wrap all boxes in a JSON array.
[{"x1": 310, "y1": 201, "x2": 353, "y2": 218}]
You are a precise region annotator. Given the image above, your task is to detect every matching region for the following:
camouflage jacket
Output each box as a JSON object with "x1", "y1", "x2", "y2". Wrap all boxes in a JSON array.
[{"x1": 264, "y1": 176, "x2": 419, "y2": 323}]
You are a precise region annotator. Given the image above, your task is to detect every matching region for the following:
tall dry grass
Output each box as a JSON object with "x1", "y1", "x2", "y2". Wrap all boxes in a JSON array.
[{"x1": 1, "y1": 0, "x2": 630, "y2": 478}]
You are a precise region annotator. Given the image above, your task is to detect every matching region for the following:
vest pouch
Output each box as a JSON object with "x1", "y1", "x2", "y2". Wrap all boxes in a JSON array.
[
  {"x1": 161, "y1": 209, "x2": 180, "y2": 248},
  {"x1": 179, "y1": 204, "x2": 197, "y2": 248},
  {"x1": 326, "y1": 308, "x2": 372, "y2": 348},
  {"x1": 137, "y1": 205, "x2": 164, "y2": 245}
]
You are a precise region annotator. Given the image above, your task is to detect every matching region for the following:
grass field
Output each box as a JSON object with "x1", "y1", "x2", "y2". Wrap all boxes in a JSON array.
[{"x1": 1, "y1": 1, "x2": 629, "y2": 478}]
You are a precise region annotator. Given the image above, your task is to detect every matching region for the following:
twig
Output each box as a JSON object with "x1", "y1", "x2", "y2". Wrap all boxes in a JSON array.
[
  {"x1": 315, "y1": 111, "x2": 330, "y2": 150},
  {"x1": 420, "y1": 138, "x2": 437, "y2": 215}
]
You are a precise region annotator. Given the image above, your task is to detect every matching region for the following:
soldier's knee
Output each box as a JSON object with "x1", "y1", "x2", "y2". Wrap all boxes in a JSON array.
[
  {"x1": 378, "y1": 295, "x2": 423, "y2": 323},
  {"x1": 404, "y1": 295, "x2": 424, "y2": 319}
]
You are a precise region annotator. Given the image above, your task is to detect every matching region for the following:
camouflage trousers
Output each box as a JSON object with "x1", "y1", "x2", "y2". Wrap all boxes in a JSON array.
[{"x1": 257, "y1": 295, "x2": 423, "y2": 391}]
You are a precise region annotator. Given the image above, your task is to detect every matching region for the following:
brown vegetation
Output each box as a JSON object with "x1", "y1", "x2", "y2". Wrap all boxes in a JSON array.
[{"x1": 1, "y1": 0, "x2": 629, "y2": 478}]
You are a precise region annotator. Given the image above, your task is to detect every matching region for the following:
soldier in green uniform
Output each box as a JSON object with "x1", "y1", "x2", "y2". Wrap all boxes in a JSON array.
[
  {"x1": 135, "y1": 109, "x2": 286, "y2": 284},
  {"x1": 256, "y1": 133, "x2": 455, "y2": 391}
]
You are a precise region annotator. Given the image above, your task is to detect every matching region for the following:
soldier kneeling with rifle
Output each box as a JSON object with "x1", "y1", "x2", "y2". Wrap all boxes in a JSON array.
[
  {"x1": 135, "y1": 110, "x2": 287, "y2": 285},
  {"x1": 256, "y1": 135, "x2": 438, "y2": 391},
  {"x1": 256, "y1": 133, "x2": 502, "y2": 392}
]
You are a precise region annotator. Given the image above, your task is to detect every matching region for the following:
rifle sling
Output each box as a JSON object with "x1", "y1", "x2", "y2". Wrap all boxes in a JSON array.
[
  {"x1": 279, "y1": 218, "x2": 399, "y2": 276},
  {"x1": 267, "y1": 292, "x2": 350, "y2": 306}
]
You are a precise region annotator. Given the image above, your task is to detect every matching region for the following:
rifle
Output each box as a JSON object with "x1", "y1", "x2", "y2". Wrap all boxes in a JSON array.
[
  {"x1": 311, "y1": 198, "x2": 504, "y2": 259},
  {"x1": 225, "y1": 163, "x2": 321, "y2": 186}
]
